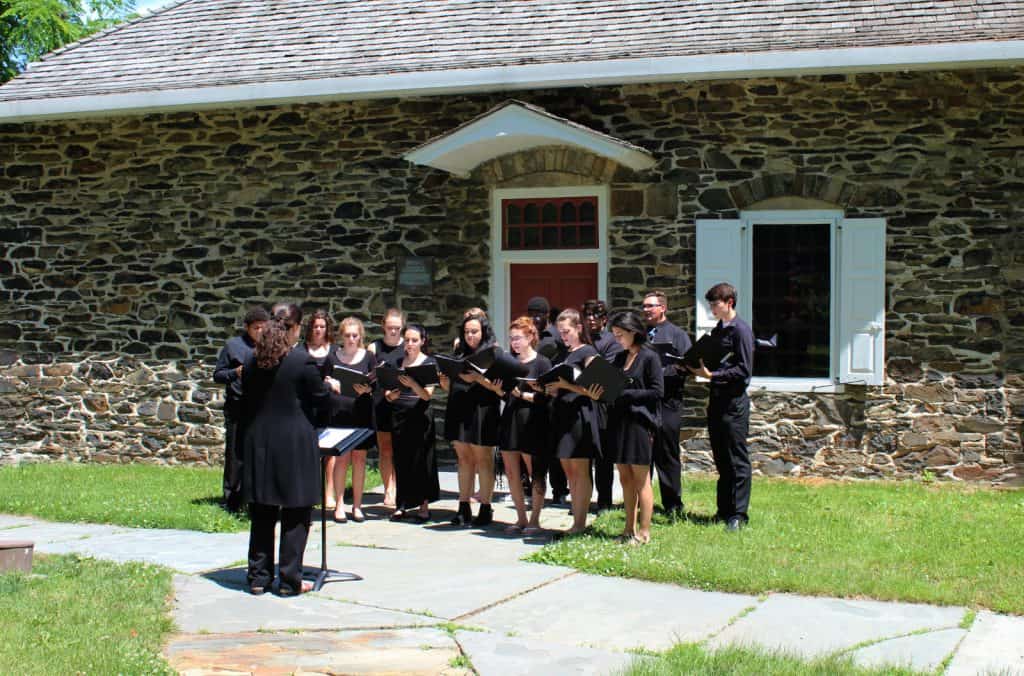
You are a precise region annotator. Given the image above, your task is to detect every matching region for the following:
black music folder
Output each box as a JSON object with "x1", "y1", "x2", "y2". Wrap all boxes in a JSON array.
[
  {"x1": 317, "y1": 427, "x2": 375, "y2": 455},
  {"x1": 650, "y1": 342, "x2": 686, "y2": 368},
  {"x1": 519, "y1": 362, "x2": 578, "y2": 390},
  {"x1": 435, "y1": 346, "x2": 498, "y2": 379},
  {"x1": 376, "y1": 362, "x2": 440, "y2": 390},
  {"x1": 574, "y1": 355, "x2": 629, "y2": 403},
  {"x1": 331, "y1": 365, "x2": 373, "y2": 398},
  {"x1": 682, "y1": 333, "x2": 733, "y2": 370},
  {"x1": 481, "y1": 353, "x2": 530, "y2": 393}
]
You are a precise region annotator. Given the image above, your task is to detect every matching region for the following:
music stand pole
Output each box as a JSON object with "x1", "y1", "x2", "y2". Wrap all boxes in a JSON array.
[{"x1": 313, "y1": 435, "x2": 367, "y2": 591}]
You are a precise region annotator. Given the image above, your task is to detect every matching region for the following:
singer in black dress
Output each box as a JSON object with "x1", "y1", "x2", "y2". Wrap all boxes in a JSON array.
[
  {"x1": 606, "y1": 311, "x2": 664, "y2": 545},
  {"x1": 240, "y1": 304, "x2": 328, "y2": 596},
  {"x1": 385, "y1": 324, "x2": 438, "y2": 522},
  {"x1": 496, "y1": 316, "x2": 552, "y2": 533},
  {"x1": 542, "y1": 309, "x2": 603, "y2": 535},
  {"x1": 439, "y1": 312, "x2": 502, "y2": 527},
  {"x1": 324, "y1": 316, "x2": 376, "y2": 523},
  {"x1": 368, "y1": 307, "x2": 405, "y2": 508},
  {"x1": 303, "y1": 310, "x2": 335, "y2": 506}
]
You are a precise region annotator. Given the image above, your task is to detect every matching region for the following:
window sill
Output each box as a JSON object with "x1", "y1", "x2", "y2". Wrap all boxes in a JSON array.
[{"x1": 749, "y1": 378, "x2": 845, "y2": 394}]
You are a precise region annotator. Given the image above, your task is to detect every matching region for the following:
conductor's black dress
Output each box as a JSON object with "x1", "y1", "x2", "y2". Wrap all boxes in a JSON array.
[
  {"x1": 606, "y1": 347, "x2": 664, "y2": 466},
  {"x1": 444, "y1": 344, "x2": 503, "y2": 447},
  {"x1": 389, "y1": 356, "x2": 440, "y2": 511},
  {"x1": 549, "y1": 344, "x2": 602, "y2": 460},
  {"x1": 240, "y1": 346, "x2": 328, "y2": 595}
]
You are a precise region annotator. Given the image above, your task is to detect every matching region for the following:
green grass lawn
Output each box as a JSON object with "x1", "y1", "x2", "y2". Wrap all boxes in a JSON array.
[
  {"x1": 624, "y1": 642, "x2": 924, "y2": 676},
  {"x1": 530, "y1": 475, "x2": 1024, "y2": 615},
  {"x1": 0, "y1": 462, "x2": 381, "y2": 533},
  {"x1": 0, "y1": 553, "x2": 175, "y2": 675}
]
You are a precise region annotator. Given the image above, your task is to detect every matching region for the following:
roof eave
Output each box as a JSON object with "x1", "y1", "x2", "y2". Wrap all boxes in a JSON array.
[{"x1": 1, "y1": 39, "x2": 1023, "y2": 123}]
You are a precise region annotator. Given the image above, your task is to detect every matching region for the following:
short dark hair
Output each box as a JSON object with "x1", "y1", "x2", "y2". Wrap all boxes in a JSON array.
[
  {"x1": 705, "y1": 282, "x2": 737, "y2": 308},
  {"x1": 243, "y1": 306, "x2": 270, "y2": 326},
  {"x1": 272, "y1": 303, "x2": 302, "y2": 330},
  {"x1": 642, "y1": 290, "x2": 668, "y2": 308},
  {"x1": 582, "y1": 299, "x2": 608, "y2": 317},
  {"x1": 608, "y1": 311, "x2": 648, "y2": 346}
]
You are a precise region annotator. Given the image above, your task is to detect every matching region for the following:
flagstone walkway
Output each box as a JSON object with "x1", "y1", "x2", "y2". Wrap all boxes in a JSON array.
[{"x1": 2, "y1": 470, "x2": 1022, "y2": 675}]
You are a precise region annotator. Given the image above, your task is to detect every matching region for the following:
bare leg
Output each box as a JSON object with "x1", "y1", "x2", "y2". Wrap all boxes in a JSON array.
[
  {"x1": 636, "y1": 464, "x2": 654, "y2": 542},
  {"x1": 324, "y1": 456, "x2": 337, "y2": 508},
  {"x1": 377, "y1": 432, "x2": 396, "y2": 507},
  {"x1": 472, "y1": 444, "x2": 496, "y2": 504},
  {"x1": 453, "y1": 441, "x2": 475, "y2": 502},
  {"x1": 618, "y1": 464, "x2": 637, "y2": 537},
  {"x1": 351, "y1": 450, "x2": 367, "y2": 513},
  {"x1": 528, "y1": 457, "x2": 546, "y2": 529},
  {"x1": 333, "y1": 453, "x2": 350, "y2": 520},
  {"x1": 566, "y1": 458, "x2": 591, "y2": 533},
  {"x1": 501, "y1": 450, "x2": 527, "y2": 527}
]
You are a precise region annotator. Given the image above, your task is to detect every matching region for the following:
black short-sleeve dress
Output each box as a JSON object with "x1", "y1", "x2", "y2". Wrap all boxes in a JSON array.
[
  {"x1": 606, "y1": 347, "x2": 664, "y2": 466},
  {"x1": 369, "y1": 339, "x2": 404, "y2": 433},
  {"x1": 389, "y1": 356, "x2": 440, "y2": 510},
  {"x1": 497, "y1": 354, "x2": 552, "y2": 453},
  {"x1": 444, "y1": 344, "x2": 503, "y2": 447},
  {"x1": 549, "y1": 344, "x2": 602, "y2": 460},
  {"x1": 325, "y1": 347, "x2": 377, "y2": 448}
]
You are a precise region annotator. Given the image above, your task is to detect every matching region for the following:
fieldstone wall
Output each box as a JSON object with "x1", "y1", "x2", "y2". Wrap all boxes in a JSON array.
[{"x1": 1, "y1": 68, "x2": 1021, "y2": 483}]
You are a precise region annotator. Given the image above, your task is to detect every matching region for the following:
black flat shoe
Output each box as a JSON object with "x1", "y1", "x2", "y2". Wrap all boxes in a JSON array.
[
  {"x1": 451, "y1": 501, "x2": 473, "y2": 527},
  {"x1": 472, "y1": 504, "x2": 493, "y2": 527},
  {"x1": 414, "y1": 510, "x2": 430, "y2": 523},
  {"x1": 725, "y1": 516, "x2": 745, "y2": 532}
]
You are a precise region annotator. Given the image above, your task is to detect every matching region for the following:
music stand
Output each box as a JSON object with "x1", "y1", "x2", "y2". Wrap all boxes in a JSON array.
[{"x1": 314, "y1": 427, "x2": 375, "y2": 591}]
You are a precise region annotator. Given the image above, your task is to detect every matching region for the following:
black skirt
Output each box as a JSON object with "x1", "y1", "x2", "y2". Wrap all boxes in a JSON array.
[{"x1": 391, "y1": 395, "x2": 440, "y2": 509}]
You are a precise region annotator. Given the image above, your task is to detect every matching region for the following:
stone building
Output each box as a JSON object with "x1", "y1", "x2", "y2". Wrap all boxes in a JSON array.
[{"x1": 0, "y1": 0, "x2": 1021, "y2": 483}]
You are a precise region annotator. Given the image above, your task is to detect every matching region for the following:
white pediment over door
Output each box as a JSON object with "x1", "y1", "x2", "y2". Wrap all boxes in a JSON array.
[{"x1": 403, "y1": 100, "x2": 656, "y2": 177}]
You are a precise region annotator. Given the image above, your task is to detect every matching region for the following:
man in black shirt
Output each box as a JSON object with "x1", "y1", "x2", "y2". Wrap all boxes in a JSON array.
[
  {"x1": 213, "y1": 306, "x2": 269, "y2": 512},
  {"x1": 584, "y1": 299, "x2": 623, "y2": 511},
  {"x1": 642, "y1": 289, "x2": 692, "y2": 518},
  {"x1": 688, "y1": 283, "x2": 754, "y2": 531}
]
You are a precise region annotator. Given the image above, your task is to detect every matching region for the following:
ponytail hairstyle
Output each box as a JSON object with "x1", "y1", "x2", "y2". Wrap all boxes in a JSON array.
[
  {"x1": 405, "y1": 322, "x2": 430, "y2": 354},
  {"x1": 607, "y1": 310, "x2": 648, "y2": 348},
  {"x1": 256, "y1": 303, "x2": 302, "y2": 369},
  {"x1": 556, "y1": 308, "x2": 593, "y2": 345}
]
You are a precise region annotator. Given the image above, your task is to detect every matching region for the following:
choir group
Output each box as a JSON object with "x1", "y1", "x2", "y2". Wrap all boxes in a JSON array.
[{"x1": 215, "y1": 285, "x2": 754, "y2": 596}]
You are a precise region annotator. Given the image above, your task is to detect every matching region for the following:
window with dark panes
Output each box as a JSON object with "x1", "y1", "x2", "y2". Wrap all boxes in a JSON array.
[
  {"x1": 502, "y1": 196, "x2": 599, "y2": 250},
  {"x1": 751, "y1": 224, "x2": 831, "y2": 378}
]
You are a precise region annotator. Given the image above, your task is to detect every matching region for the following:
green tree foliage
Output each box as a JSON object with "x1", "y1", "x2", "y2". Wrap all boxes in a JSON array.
[{"x1": 0, "y1": 0, "x2": 136, "y2": 82}]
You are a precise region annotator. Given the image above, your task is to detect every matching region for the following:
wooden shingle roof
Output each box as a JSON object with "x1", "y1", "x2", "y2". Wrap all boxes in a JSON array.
[{"x1": 1, "y1": 0, "x2": 1023, "y2": 118}]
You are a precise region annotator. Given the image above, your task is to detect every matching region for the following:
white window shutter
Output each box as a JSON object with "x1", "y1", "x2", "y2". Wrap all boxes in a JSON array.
[
  {"x1": 838, "y1": 218, "x2": 886, "y2": 385},
  {"x1": 695, "y1": 219, "x2": 744, "y2": 338}
]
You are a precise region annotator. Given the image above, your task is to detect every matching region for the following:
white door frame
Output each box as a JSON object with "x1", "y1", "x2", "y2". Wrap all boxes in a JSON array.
[{"x1": 489, "y1": 185, "x2": 610, "y2": 342}]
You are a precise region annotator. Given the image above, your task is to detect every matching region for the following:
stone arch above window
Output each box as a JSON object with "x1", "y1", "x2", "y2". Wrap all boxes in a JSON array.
[
  {"x1": 728, "y1": 173, "x2": 859, "y2": 210},
  {"x1": 474, "y1": 146, "x2": 622, "y2": 187}
]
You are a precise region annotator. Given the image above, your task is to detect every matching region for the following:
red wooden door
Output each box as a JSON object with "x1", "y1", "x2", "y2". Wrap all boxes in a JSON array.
[{"x1": 508, "y1": 262, "x2": 598, "y2": 325}]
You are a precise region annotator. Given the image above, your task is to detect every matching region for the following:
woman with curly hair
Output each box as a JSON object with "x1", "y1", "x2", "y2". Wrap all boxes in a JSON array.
[{"x1": 240, "y1": 303, "x2": 329, "y2": 596}]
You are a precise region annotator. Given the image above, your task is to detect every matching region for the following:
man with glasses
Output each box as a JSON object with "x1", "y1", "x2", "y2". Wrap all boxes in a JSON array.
[
  {"x1": 583, "y1": 299, "x2": 624, "y2": 511},
  {"x1": 641, "y1": 290, "x2": 692, "y2": 518}
]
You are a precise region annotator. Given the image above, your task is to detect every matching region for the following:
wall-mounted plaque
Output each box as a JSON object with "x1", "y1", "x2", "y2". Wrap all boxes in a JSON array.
[{"x1": 396, "y1": 256, "x2": 434, "y2": 294}]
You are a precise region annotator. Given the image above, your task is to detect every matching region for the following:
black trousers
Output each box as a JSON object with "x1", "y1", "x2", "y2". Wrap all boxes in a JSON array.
[
  {"x1": 221, "y1": 410, "x2": 243, "y2": 510},
  {"x1": 247, "y1": 503, "x2": 312, "y2": 594},
  {"x1": 708, "y1": 393, "x2": 751, "y2": 522},
  {"x1": 593, "y1": 429, "x2": 614, "y2": 507},
  {"x1": 548, "y1": 456, "x2": 568, "y2": 498},
  {"x1": 652, "y1": 403, "x2": 684, "y2": 513}
]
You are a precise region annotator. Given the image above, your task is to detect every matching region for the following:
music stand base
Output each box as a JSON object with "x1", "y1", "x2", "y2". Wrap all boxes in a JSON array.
[{"x1": 314, "y1": 568, "x2": 362, "y2": 591}]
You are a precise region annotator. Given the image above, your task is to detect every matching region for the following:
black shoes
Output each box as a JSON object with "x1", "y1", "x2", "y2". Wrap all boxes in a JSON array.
[
  {"x1": 725, "y1": 516, "x2": 746, "y2": 532},
  {"x1": 472, "y1": 504, "x2": 493, "y2": 527},
  {"x1": 451, "y1": 501, "x2": 473, "y2": 527}
]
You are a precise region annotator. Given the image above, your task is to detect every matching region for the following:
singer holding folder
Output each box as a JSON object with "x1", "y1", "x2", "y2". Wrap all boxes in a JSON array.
[
  {"x1": 324, "y1": 317, "x2": 376, "y2": 523},
  {"x1": 606, "y1": 311, "x2": 664, "y2": 545},
  {"x1": 687, "y1": 283, "x2": 755, "y2": 532},
  {"x1": 240, "y1": 304, "x2": 328, "y2": 596},
  {"x1": 384, "y1": 323, "x2": 438, "y2": 522}
]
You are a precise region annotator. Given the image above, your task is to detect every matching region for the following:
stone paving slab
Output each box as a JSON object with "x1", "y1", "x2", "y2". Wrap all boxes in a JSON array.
[
  {"x1": 468, "y1": 571, "x2": 757, "y2": 652},
  {"x1": 173, "y1": 572, "x2": 437, "y2": 634},
  {"x1": 456, "y1": 630, "x2": 640, "y2": 675},
  {"x1": 12, "y1": 521, "x2": 133, "y2": 547},
  {"x1": 0, "y1": 515, "x2": 38, "y2": 529},
  {"x1": 849, "y1": 627, "x2": 966, "y2": 672},
  {"x1": 313, "y1": 544, "x2": 576, "y2": 620},
  {"x1": 708, "y1": 593, "x2": 965, "y2": 658},
  {"x1": 946, "y1": 611, "x2": 1024, "y2": 676},
  {"x1": 46, "y1": 528, "x2": 249, "y2": 573},
  {"x1": 165, "y1": 627, "x2": 468, "y2": 675}
]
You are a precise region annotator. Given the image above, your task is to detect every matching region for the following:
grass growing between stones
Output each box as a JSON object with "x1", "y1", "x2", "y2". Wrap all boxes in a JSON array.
[
  {"x1": 529, "y1": 476, "x2": 1024, "y2": 614},
  {"x1": 0, "y1": 463, "x2": 381, "y2": 533},
  {"x1": 623, "y1": 642, "x2": 924, "y2": 676},
  {"x1": 0, "y1": 553, "x2": 175, "y2": 675}
]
